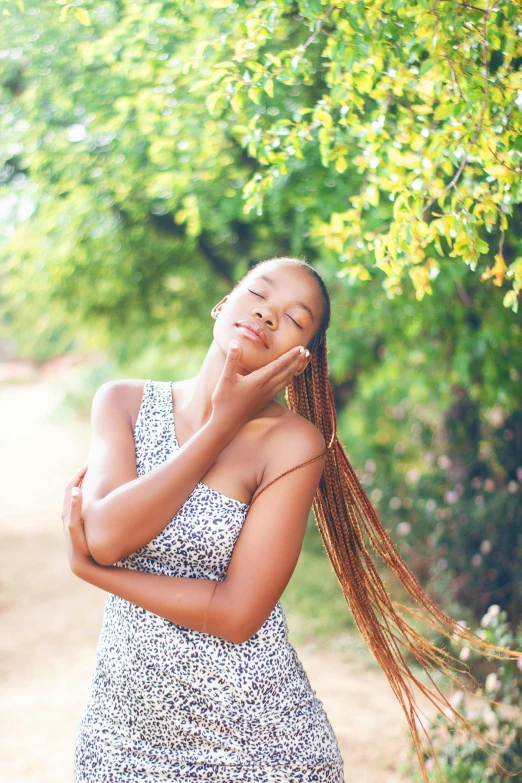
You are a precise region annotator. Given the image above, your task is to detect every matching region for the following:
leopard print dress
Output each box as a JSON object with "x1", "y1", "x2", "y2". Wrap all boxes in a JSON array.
[{"x1": 73, "y1": 378, "x2": 345, "y2": 782}]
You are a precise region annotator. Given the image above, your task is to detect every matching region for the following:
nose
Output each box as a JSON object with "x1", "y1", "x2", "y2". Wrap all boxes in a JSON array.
[{"x1": 252, "y1": 307, "x2": 277, "y2": 328}]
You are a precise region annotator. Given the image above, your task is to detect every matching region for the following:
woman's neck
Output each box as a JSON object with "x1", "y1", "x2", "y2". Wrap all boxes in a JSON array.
[{"x1": 177, "y1": 339, "x2": 247, "y2": 430}]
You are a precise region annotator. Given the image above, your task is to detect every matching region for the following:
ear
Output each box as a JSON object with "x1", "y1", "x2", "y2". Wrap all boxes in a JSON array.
[{"x1": 211, "y1": 295, "x2": 229, "y2": 320}]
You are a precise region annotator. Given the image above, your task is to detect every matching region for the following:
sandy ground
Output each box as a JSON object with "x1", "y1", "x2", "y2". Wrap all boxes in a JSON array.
[{"x1": 0, "y1": 371, "x2": 420, "y2": 782}]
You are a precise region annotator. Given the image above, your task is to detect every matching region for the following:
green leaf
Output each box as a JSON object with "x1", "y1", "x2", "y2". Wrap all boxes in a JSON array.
[
  {"x1": 419, "y1": 58, "x2": 434, "y2": 76},
  {"x1": 434, "y1": 103, "x2": 456, "y2": 120}
]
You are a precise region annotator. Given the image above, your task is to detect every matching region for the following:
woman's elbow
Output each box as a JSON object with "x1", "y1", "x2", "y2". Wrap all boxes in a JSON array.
[
  {"x1": 90, "y1": 544, "x2": 120, "y2": 567},
  {"x1": 226, "y1": 609, "x2": 264, "y2": 645},
  {"x1": 83, "y1": 511, "x2": 119, "y2": 566},
  {"x1": 86, "y1": 532, "x2": 119, "y2": 567}
]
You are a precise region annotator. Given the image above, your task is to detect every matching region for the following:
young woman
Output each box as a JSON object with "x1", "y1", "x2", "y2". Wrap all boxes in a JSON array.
[{"x1": 62, "y1": 257, "x2": 521, "y2": 783}]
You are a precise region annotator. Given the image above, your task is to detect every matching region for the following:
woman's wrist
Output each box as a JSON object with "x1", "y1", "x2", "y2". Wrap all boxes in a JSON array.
[
  {"x1": 208, "y1": 409, "x2": 246, "y2": 441},
  {"x1": 71, "y1": 554, "x2": 99, "y2": 580}
]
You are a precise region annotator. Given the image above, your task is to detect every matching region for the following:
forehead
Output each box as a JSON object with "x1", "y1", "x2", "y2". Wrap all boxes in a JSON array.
[
  {"x1": 243, "y1": 263, "x2": 322, "y2": 321},
  {"x1": 246, "y1": 263, "x2": 318, "y2": 297}
]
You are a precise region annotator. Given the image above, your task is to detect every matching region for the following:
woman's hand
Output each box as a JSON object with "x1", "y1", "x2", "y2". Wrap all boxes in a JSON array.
[
  {"x1": 61, "y1": 462, "x2": 95, "y2": 577},
  {"x1": 211, "y1": 341, "x2": 310, "y2": 429}
]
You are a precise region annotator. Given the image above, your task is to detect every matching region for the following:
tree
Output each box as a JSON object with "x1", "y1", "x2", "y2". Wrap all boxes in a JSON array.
[
  {"x1": 1, "y1": 0, "x2": 521, "y2": 621},
  {"x1": 186, "y1": 0, "x2": 522, "y2": 307}
]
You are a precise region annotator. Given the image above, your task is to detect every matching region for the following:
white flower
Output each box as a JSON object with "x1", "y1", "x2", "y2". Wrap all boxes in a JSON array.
[
  {"x1": 459, "y1": 646, "x2": 470, "y2": 661},
  {"x1": 444, "y1": 490, "x2": 459, "y2": 504},
  {"x1": 481, "y1": 707, "x2": 497, "y2": 727},
  {"x1": 450, "y1": 690, "x2": 464, "y2": 709},
  {"x1": 406, "y1": 468, "x2": 420, "y2": 484},
  {"x1": 485, "y1": 672, "x2": 499, "y2": 692},
  {"x1": 453, "y1": 620, "x2": 468, "y2": 642},
  {"x1": 481, "y1": 605, "x2": 500, "y2": 627}
]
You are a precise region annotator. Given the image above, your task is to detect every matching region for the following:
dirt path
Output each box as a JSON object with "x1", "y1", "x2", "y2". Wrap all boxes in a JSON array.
[{"x1": 0, "y1": 372, "x2": 418, "y2": 782}]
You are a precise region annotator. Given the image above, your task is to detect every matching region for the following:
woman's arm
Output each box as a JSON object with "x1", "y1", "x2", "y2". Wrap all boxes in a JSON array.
[
  {"x1": 81, "y1": 380, "x2": 243, "y2": 566},
  {"x1": 66, "y1": 418, "x2": 326, "y2": 644},
  {"x1": 82, "y1": 344, "x2": 309, "y2": 567}
]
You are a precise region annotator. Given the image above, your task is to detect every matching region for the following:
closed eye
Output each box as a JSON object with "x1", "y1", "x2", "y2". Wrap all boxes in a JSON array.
[{"x1": 247, "y1": 289, "x2": 302, "y2": 329}]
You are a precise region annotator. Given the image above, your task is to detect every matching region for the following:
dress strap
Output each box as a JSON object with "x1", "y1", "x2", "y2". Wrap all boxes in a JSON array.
[{"x1": 133, "y1": 378, "x2": 153, "y2": 438}]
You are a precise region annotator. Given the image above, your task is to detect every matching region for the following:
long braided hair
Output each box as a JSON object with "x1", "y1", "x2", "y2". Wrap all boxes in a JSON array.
[{"x1": 240, "y1": 256, "x2": 521, "y2": 782}]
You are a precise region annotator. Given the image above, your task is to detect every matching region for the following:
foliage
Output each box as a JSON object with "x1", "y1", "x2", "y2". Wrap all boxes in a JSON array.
[
  {"x1": 346, "y1": 394, "x2": 522, "y2": 625},
  {"x1": 1, "y1": 0, "x2": 521, "y2": 363},
  {"x1": 332, "y1": 269, "x2": 522, "y2": 624},
  {"x1": 404, "y1": 605, "x2": 522, "y2": 781},
  {"x1": 185, "y1": 0, "x2": 522, "y2": 306}
]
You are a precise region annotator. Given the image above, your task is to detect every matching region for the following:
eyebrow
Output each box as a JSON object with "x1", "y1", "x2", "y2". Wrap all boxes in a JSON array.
[{"x1": 256, "y1": 274, "x2": 315, "y2": 322}]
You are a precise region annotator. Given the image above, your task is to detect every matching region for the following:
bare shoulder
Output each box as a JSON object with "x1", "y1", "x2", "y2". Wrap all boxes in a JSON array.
[
  {"x1": 91, "y1": 378, "x2": 148, "y2": 429},
  {"x1": 268, "y1": 404, "x2": 325, "y2": 448},
  {"x1": 261, "y1": 406, "x2": 327, "y2": 474}
]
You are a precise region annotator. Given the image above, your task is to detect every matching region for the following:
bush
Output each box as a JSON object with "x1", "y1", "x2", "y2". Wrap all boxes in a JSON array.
[{"x1": 403, "y1": 605, "x2": 522, "y2": 782}]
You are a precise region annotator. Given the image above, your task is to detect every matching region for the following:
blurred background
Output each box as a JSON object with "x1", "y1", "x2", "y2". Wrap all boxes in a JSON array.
[{"x1": 1, "y1": 0, "x2": 521, "y2": 780}]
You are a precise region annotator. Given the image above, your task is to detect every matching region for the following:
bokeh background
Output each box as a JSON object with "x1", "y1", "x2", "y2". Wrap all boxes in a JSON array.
[{"x1": 1, "y1": 0, "x2": 521, "y2": 780}]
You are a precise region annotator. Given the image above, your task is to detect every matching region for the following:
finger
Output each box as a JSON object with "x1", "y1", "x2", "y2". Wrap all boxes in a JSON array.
[
  {"x1": 69, "y1": 486, "x2": 82, "y2": 523},
  {"x1": 64, "y1": 492, "x2": 81, "y2": 540},
  {"x1": 221, "y1": 340, "x2": 241, "y2": 381},
  {"x1": 63, "y1": 464, "x2": 87, "y2": 527},
  {"x1": 265, "y1": 347, "x2": 309, "y2": 389},
  {"x1": 67, "y1": 462, "x2": 88, "y2": 489},
  {"x1": 253, "y1": 345, "x2": 304, "y2": 386}
]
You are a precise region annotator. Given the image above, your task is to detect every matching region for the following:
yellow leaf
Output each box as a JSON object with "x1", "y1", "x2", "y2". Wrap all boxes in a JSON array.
[
  {"x1": 355, "y1": 72, "x2": 373, "y2": 94},
  {"x1": 503, "y1": 290, "x2": 519, "y2": 312},
  {"x1": 264, "y1": 79, "x2": 274, "y2": 98},
  {"x1": 248, "y1": 86, "x2": 262, "y2": 104},
  {"x1": 335, "y1": 156, "x2": 347, "y2": 173},
  {"x1": 230, "y1": 91, "x2": 243, "y2": 114},
  {"x1": 409, "y1": 264, "x2": 432, "y2": 299},
  {"x1": 486, "y1": 164, "x2": 510, "y2": 177},
  {"x1": 338, "y1": 264, "x2": 371, "y2": 281},
  {"x1": 75, "y1": 7, "x2": 90, "y2": 25},
  {"x1": 480, "y1": 254, "x2": 507, "y2": 286},
  {"x1": 205, "y1": 91, "x2": 223, "y2": 116}
]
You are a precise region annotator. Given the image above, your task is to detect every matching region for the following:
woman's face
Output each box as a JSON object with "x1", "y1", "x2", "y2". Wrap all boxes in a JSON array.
[{"x1": 212, "y1": 263, "x2": 323, "y2": 372}]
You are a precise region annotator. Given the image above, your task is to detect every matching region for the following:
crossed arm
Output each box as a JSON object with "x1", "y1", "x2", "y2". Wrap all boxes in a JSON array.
[{"x1": 69, "y1": 380, "x2": 326, "y2": 645}]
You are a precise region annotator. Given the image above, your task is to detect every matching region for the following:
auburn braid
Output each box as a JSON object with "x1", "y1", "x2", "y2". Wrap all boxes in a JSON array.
[{"x1": 243, "y1": 257, "x2": 522, "y2": 782}]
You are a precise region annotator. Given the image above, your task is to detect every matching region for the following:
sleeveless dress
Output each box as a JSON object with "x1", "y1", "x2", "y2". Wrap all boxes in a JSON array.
[{"x1": 73, "y1": 378, "x2": 345, "y2": 782}]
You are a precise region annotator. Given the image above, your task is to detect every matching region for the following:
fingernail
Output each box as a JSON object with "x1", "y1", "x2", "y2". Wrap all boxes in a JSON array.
[
  {"x1": 305, "y1": 349, "x2": 310, "y2": 357},
  {"x1": 72, "y1": 488, "x2": 80, "y2": 497},
  {"x1": 230, "y1": 341, "x2": 239, "y2": 349},
  {"x1": 299, "y1": 346, "x2": 305, "y2": 353}
]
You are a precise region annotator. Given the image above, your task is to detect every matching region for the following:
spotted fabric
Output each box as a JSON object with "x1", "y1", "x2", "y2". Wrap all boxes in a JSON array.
[{"x1": 73, "y1": 378, "x2": 345, "y2": 782}]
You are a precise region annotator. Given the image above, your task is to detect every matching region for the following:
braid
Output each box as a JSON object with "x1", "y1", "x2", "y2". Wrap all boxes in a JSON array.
[{"x1": 242, "y1": 257, "x2": 522, "y2": 782}]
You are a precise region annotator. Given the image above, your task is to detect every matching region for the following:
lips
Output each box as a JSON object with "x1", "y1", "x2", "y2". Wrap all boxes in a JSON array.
[{"x1": 236, "y1": 321, "x2": 269, "y2": 348}]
